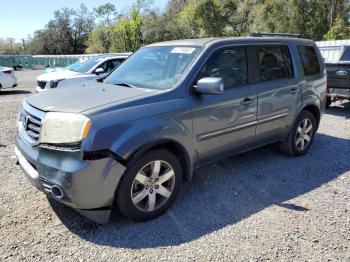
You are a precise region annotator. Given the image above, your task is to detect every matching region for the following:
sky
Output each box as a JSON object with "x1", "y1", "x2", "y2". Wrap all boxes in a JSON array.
[{"x1": 0, "y1": 0, "x2": 169, "y2": 41}]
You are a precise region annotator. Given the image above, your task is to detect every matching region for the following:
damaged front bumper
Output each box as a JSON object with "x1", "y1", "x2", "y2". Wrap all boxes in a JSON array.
[{"x1": 15, "y1": 134, "x2": 126, "y2": 223}]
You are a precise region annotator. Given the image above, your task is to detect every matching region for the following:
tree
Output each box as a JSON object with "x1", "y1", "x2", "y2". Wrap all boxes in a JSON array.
[
  {"x1": 193, "y1": 0, "x2": 226, "y2": 36},
  {"x1": 87, "y1": 3, "x2": 118, "y2": 53},
  {"x1": 0, "y1": 38, "x2": 23, "y2": 55},
  {"x1": 28, "y1": 4, "x2": 95, "y2": 54},
  {"x1": 324, "y1": 15, "x2": 350, "y2": 40},
  {"x1": 94, "y1": 3, "x2": 117, "y2": 26},
  {"x1": 111, "y1": 0, "x2": 153, "y2": 51},
  {"x1": 142, "y1": 0, "x2": 198, "y2": 45},
  {"x1": 221, "y1": 0, "x2": 253, "y2": 36},
  {"x1": 180, "y1": 0, "x2": 253, "y2": 37}
]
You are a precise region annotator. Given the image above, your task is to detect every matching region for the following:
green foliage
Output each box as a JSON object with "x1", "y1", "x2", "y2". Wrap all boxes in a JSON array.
[
  {"x1": 0, "y1": 38, "x2": 24, "y2": 55},
  {"x1": 111, "y1": 1, "x2": 149, "y2": 52},
  {"x1": 86, "y1": 3, "x2": 119, "y2": 53},
  {"x1": 29, "y1": 4, "x2": 95, "y2": 54},
  {"x1": 324, "y1": 16, "x2": 350, "y2": 40},
  {"x1": 86, "y1": 23, "x2": 115, "y2": 53},
  {"x1": 94, "y1": 3, "x2": 117, "y2": 26},
  {"x1": 3, "y1": 0, "x2": 350, "y2": 55},
  {"x1": 251, "y1": 0, "x2": 350, "y2": 40}
]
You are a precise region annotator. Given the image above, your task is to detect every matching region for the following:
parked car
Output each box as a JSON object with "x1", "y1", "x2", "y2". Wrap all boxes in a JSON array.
[
  {"x1": 15, "y1": 34, "x2": 326, "y2": 223},
  {"x1": 325, "y1": 45, "x2": 350, "y2": 107},
  {"x1": 36, "y1": 54, "x2": 130, "y2": 93},
  {"x1": 44, "y1": 61, "x2": 81, "y2": 73},
  {"x1": 0, "y1": 67, "x2": 17, "y2": 90}
]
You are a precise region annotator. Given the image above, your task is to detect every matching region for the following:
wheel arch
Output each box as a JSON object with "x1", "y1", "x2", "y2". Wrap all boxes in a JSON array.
[
  {"x1": 301, "y1": 104, "x2": 321, "y2": 130},
  {"x1": 126, "y1": 138, "x2": 193, "y2": 182}
]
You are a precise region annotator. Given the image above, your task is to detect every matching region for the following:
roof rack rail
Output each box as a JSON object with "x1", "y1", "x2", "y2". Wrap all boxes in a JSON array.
[{"x1": 249, "y1": 32, "x2": 303, "y2": 38}]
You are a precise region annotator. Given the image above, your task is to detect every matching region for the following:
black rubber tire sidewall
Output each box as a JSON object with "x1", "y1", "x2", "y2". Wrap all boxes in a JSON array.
[{"x1": 116, "y1": 148, "x2": 182, "y2": 221}]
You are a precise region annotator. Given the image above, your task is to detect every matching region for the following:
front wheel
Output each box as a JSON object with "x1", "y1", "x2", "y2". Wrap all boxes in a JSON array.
[
  {"x1": 116, "y1": 149, "x2": 181, "y2": 221},
  {"x1": 279, "y1": 110, "x2": 317, "y2": 156}
]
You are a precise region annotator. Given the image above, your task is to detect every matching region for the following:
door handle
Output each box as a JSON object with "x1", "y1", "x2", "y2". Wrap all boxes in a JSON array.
[{"x1": 240, "y1": 98, "x2": 254, "y2": 106}]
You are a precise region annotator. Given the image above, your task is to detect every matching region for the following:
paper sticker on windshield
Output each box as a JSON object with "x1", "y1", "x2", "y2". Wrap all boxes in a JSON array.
[{"x1": 171, "y1": 47, "x2": 196, "y2": 54}]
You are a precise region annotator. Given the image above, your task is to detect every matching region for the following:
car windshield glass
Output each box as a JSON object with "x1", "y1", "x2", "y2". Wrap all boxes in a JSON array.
[
  {"x1": 340, "y1": 46, "x2": 350, "y2": 61},
  {"x1": 72, "y1": 58, "x2": 104, "y2": 73},
  {"x1": 104, "y1": 46, "x2": 201, "y2": 89},
  {"x1": 67, "y1": 62, "x2": 81, "y2": 71}
]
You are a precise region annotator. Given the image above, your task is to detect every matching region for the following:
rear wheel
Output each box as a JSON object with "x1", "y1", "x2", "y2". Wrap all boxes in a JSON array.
[
  {"x1": 116, "y1": 149, "x2": 181, "y2": 221},
  {"x1": 279, "y1": 110, "x2": 317, "y2": 156}
]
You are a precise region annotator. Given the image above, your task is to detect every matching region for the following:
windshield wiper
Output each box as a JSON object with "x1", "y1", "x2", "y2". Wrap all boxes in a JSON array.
[{"x1": 113, "y1": 82, "x2": 137, "y2": 88}]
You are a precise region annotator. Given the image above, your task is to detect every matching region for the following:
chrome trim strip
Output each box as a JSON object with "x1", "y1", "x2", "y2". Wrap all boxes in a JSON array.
[
  {"x1": 22, "y1": 100, "x2": 46, "y2": 120},
  {"x1": 197, "y1": 121, "x2": 258, "y2": 141},
  {"x1": 258, "y1": 112, "x2": 289, "y2": 124},
  {"x1": 19, "y1": 101, "x2": 46, "y2": 146},
  {"x1": 27, "y1": 124, "x2": 40, "y2": 132}
]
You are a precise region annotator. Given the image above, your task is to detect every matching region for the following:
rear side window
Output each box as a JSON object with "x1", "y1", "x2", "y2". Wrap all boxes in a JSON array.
[
  {"x1": 196, "y1": 46, "x2": 248, "y2": 89},
  {"x1": 298, "y1": 46, "x2": 320, "y2": 76},
  {"x1": 256, "y1": 45, "x2": 294, "y2": 82}
]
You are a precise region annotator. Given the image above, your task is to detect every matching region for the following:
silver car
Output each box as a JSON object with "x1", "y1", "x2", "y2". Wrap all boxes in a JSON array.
[{"x1": 36, "y1": 54, "x2": 130, "y2": 92}]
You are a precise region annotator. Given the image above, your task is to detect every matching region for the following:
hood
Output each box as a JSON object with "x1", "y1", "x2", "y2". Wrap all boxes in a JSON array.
[
  {"x1": 37, "y1": 70, "x2": 83, "y2": 81},
  {"x1": 26, "y1": 80, "x2": 159, "y2": 113}
]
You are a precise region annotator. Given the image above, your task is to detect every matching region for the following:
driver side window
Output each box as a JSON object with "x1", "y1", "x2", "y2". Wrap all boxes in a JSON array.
[
  {"x1": 197, "y1": 46, "x2": 248, "y2": 89},
  {"x1": 96, "y1": 60, "x2": 119, "y2": 74}
]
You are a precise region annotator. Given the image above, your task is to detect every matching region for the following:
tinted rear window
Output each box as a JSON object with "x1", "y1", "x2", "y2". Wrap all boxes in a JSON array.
[
  {"x1": 298, "y1": 46, "x2": 320, "y2": 76},
  {"x1": 256, "y1": 45, "x2": 294, "y2": 82}
]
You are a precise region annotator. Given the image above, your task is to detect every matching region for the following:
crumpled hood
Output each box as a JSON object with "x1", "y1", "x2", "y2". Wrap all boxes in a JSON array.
[
  {"x1": 26, "y1": 80, "x2": 159, "y2": 113},
  {"x1": 37, "y1": 70, "x2": 85, "y2": 81}
]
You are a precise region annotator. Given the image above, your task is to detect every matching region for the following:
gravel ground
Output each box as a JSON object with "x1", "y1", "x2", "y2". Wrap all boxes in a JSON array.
[{"x1": 0, "y1": 70, "x2": 349, "y2": 261}]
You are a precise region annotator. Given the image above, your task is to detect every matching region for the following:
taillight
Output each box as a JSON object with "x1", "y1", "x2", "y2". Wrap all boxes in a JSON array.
[{"x1": 3, "y1": 70, "x2": 12, "y2": 74}]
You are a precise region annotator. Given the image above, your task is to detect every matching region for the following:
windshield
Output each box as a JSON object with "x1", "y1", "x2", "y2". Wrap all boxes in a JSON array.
[
  {"x1": 340, "y1": 46, "x2": 350, "y2": 61},
  {"x1": 67, "y1": 61, "x2": 81, "y2": 71},
  {"x1": 73, "y1": 57, "x2": 104, "y2": 73},
  {"x1": 104, "y1": 46, "x2": 201, "y2": 89}
]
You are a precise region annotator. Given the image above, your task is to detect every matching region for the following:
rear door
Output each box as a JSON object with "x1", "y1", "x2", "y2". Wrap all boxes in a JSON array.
[
  {"x1": 254, "y1": 44, "x2": 302, "y2": 144},
  {"x1": 298, "y1": 45, "x2": 326, "y2": 100},
  {"x1": 191, "y1": 45, "x2": 258, "y2": 163}
]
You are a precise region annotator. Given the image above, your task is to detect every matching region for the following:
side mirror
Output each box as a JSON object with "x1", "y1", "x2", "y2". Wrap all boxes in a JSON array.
[
  {"x1": 194, "y1": 77, "x2": 224, "y2": 94},
  {"x1": 95, "y1": 68, "x2": 104, "y2": 75}
]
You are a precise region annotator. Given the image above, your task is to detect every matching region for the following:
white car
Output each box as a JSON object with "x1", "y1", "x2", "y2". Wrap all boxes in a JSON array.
[
  {"x1": 0, "y1": 67, "x2": 17, "y2": 90},
  {"x1": 36, "y1": 54, "x2": 130, "y2": 92}
]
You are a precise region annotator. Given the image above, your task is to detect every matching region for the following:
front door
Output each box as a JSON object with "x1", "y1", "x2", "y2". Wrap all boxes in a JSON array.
[{"x1": 191, "y1": 46, "x2": 258, "y2": 164}]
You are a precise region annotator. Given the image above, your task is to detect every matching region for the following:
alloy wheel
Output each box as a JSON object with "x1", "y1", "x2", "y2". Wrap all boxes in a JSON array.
[
  {"x1": 295, "y1": 118, "x2": 313, "y2": 151},
  {"x1": 131, "y1": 160, "x2": 176, "y2": 212}
]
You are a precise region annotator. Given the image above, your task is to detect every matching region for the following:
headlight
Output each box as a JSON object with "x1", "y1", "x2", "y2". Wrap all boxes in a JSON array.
[{"x1": 40, "y1": 112, "x2": 91, "y2": 144}]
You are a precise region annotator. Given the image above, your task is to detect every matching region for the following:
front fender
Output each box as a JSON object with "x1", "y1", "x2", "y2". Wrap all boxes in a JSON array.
[{"x1": 83, "y1": 98, "x2": 195, "y2": 173}]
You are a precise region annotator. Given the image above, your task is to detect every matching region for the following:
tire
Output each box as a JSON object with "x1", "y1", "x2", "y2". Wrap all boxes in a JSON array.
[
  {"x1": 279, "y1": 110, "x2": 317, "y2": 157},
  {"x1": 326, "y1": 97, "x2": 332, "y2": 109},
  {"x1": 116, "y1": 148, "x2": 182, "y2": 221}
]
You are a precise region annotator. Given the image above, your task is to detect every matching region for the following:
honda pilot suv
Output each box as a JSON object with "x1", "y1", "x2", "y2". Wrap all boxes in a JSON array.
[{"x1": 15, "y1": 34, "x2": 327, "y2": 223}]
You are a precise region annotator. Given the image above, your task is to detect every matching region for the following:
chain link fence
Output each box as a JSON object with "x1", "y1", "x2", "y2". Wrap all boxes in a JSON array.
[{"x1": 0, "y1": 54, "x2": 96, "y2": 70}]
